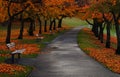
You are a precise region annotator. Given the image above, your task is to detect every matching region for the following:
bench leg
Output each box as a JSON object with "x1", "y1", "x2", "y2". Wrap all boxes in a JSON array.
[
  {"x1": 18, "y1": 53, "x2": 21, "y2": 59},
  {"x1": 11, "y1": 54, "x2": 15, "y2": 63}
]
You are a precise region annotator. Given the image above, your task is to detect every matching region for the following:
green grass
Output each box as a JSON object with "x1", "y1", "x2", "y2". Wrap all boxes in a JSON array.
[
  {"x1": 63, "y1": 17, "x2": 89, "y2": 27},
  {"x1": 103, "y1": 26, "x2": 116, "y2": 37},
  {"x1": 77, "y1": 28, "x2": 117, "y2": 53},
  {"x1": 77, "y1": 29, "x2": 101, "y2": 54}
]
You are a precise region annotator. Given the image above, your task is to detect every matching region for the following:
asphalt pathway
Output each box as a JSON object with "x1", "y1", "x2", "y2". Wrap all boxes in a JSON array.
[{"x1": 26, "y1": 26, "x2": 120, "y2": 77}]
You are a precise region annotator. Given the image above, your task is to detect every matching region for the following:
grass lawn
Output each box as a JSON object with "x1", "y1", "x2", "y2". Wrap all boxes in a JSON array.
[
  {"x1": 63, "y1": 17, "x2": 89, "y2": 27},
  {"x1": 77, "y1": 28, "x2": 101, "y2": 54}
]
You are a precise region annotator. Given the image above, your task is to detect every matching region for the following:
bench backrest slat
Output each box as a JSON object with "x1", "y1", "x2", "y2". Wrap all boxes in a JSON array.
[{"x1": 6, "y1": 42, "x2": 15, "y2": 49}]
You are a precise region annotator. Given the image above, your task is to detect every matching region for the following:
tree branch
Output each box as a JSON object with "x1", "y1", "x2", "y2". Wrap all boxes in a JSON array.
[
  {"x1": 12, "y1": 4, "x2": 30, "y2": 17},
  {"x1": 85, "y1": 19, "x2": 93, "y2": 26}
]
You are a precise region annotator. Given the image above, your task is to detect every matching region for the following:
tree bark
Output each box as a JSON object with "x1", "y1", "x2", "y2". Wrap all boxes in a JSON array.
[
  {"x1": 18, "y1": 14, "x2": 24, "y2": 39},
  {"x1": 44, "y1": 20, "x2": 47, "y2": 32},
  {"x1": 106, "y1": 22, "x2": 111, "y2": 48},
  {"x1": 58, "y1": 18, "x2": 63, "y2": 28},
  {"x1": 33, "y1": 20, "x2": 36, "y2": 31},
  {"x1": 6, "y1": 2, "x2": 12, "y2": 44},
  {"x1": 98, "y1": 22, "x2": 104, "y2": 43},
  {"x1": 53, "y1": 19, "x2": 56, "y2": 30},
  {"x1": 6, "y1": 19, "x2": 12, "y2": 43},
  {"x1": 112, "y1": 12, "x2": 120, "y2": 54},
  {"x1": 28, "y1": 19, "x2": 34, "y2": 36},
  {"x1": 93, "y1": 18, "x2": 99, "y2": 37},
  {"x1": 49, "y1": 19, "x2": 53, "y2": 31},
  {"x1": 37, "y1": 16, "x2": 42, "y2": 34}
]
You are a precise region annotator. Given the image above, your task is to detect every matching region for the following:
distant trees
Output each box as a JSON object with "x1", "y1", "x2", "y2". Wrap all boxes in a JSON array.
[{"x1": 0, "y1": 0, "x2": 79, "y2": 43}]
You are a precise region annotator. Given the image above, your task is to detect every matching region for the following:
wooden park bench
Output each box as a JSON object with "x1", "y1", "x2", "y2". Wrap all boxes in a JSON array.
[
  {"x1": 35, "y1": 34, "x2": 44, "y2": 41},
  {"x1": 6, "y1": 42, "x2": 26, "y2": 63}
]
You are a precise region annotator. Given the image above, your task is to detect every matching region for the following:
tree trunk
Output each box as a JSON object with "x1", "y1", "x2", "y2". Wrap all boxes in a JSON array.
[
  {"x1": 6, "y1": 2, "x2": 12, "y2": 44},
  {"x1": 98, "y1": 22, "x2": 103, "y2": 43},
  {"x1": 58, "y1": 18, "x2": 63, "y2": 28},
  {"x1": 44, "y1": 20, "x2": 47, "y2": 32},
  {"x1": 112, "y1": 12, "x2": 120, "y2": 54},
  {"x1": 98, "y1": 24, "x2": 100, "y2": 40},
  {"x1": 37, "y1": 17, "x2": 42, "y2": 34},
  {"x1": 28, "y1": 19, "x2": 34, "y2": 36},
  {"x1": 93, "y1": 18, "x2": 99, "y2": 37},
  {"x1": 6, "y1": 19, "x2": 12, "y2": 43},
  {"x1": 115, "y1": 21, "x2": 120, "y2": 54},
  {"x1": 18, "y1": 20, "x2": 24, "y2": 39},
  {"x1": 33, "y1": 20, "x2": 36, "y2": 31},
  {"x1": 106, "y1": 22, "x2": 111, "y2": 48},
  {"x1": 18, "y1": 14, "x2": 24, "y2": 39},
  {"x1": 53, "y1": 19, "x2": 56, "y2": 30},
  {"x1": 95, "y1": 22, "x2": 99, "y2": 37},
  {"x1": 49, "y1": 19, "x2": 53, "y2": 31}
]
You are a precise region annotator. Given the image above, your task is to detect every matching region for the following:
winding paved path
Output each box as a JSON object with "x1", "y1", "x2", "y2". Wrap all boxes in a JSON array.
[{"x1": 28, "y1": 26, "x2": 120, "y2": 77}]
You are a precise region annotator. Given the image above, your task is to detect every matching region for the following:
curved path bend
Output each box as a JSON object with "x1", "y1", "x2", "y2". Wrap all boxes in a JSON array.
[{"x1": 28, "y1": 26, "x2": 120, "y2": 77}]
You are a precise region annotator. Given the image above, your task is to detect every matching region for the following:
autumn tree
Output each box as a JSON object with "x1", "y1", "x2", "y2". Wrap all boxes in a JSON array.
[
  {"x1": 0, "y1": 0, "x2": 30, "y2": 43},
  {"x1": 42, "y1": 0, "x2": 79, "y2": 30}
]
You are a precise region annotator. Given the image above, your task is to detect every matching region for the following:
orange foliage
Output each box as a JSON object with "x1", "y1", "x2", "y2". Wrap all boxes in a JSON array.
[
  {"x1": 83, "y1": 28, "x2": 120, "y2": 73},
  {"x1": 0, "y1": 63, "x2": 26, "y2": 74},
  {"x1": 22, "y1": 44, "x2": 40, "y2": 55},
  {"x1": 85, "y1": 47, "x2": 120, "y2": 73}
]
